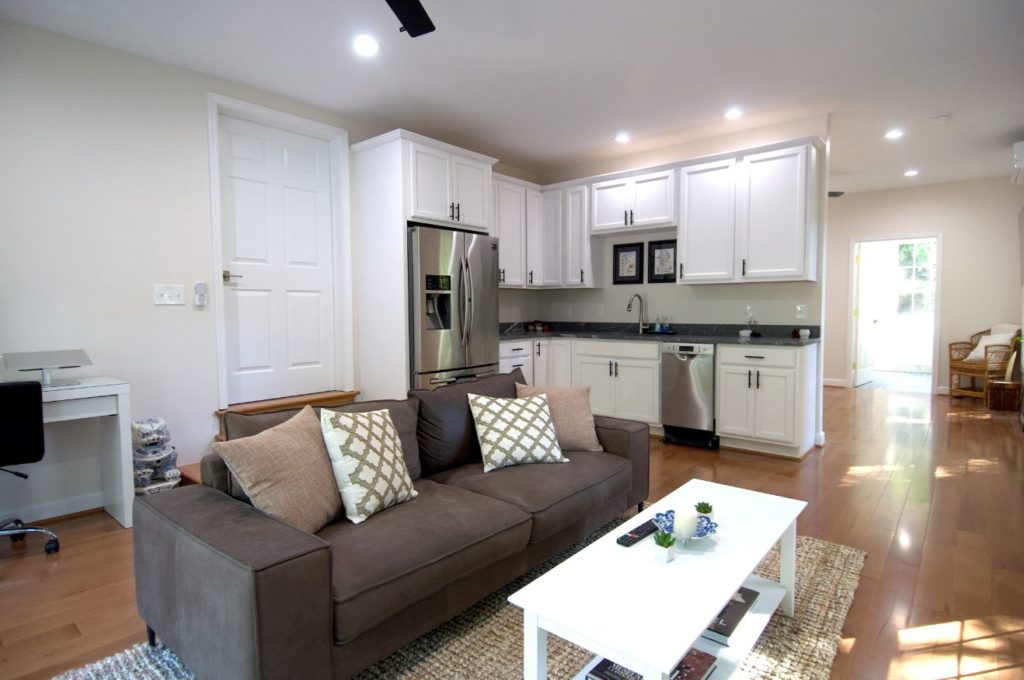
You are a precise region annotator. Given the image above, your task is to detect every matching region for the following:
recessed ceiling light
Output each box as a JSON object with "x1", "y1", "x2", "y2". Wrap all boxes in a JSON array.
[
  {"x1": 614, "y1": 132, "x2": 630, "y2": 144},
  {"x1": 904, "y1": 169, "x2": 919, "y2": 177},
  {"x1": 885, "y1": 128, "x2": 904, "y2": 140},
  {"x1": 724, "y1": 107, "x2": 743, "y2": 120},
  {"x1": 352, "y1": 34, "x2": 380, "y2": 58}
]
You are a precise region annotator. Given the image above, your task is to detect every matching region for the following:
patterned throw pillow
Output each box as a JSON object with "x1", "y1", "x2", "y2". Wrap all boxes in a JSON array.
[
  {"x1": 320, "y1": 408, "x2": 418, "y2": 524},
  {"x1": 468, "y1": 393, "x2": 568, "y2": 472}
]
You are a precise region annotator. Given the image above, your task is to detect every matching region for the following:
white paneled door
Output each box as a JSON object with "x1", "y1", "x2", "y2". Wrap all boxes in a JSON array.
[{"x1": 219, "y1": 114, "x2": 335, "y2": 403}]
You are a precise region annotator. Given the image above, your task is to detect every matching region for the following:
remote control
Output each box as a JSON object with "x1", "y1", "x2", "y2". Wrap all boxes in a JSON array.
[{"x1": 616, "y1": 519, "x2": 658, "y2": 547}]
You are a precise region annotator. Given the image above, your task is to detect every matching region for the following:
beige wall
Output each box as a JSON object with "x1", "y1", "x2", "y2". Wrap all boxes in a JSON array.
[
  {"x1": 0, "y1": 21, "x2": 387, "y2": 517},
  {"x1": 823, "y1": 177, "x2": 1024, "y2": 389}
]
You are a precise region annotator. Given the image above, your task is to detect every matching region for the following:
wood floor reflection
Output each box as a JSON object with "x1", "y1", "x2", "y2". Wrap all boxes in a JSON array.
[
  {"x1": 2, "y1": 387, "x2": 1022, "y2": 679},
  {"x1": 650, "y1": 387, "x2": 1024, "y2": 679}
]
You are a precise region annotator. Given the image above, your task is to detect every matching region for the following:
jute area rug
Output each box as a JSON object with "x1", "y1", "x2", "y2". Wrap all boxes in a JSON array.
[{"x1": 57, "y1": 517, "x2": 864, "y2": 680}]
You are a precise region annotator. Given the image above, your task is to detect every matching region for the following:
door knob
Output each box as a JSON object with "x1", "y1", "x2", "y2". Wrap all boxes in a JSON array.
[{"x1": 222, "y1": 270, "x2": 243, "y2": 283}]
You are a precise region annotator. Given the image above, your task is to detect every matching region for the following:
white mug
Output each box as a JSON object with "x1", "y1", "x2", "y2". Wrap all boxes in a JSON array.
[{"x1": 798, "y1": 329, "x2": 810, "y2": 339}]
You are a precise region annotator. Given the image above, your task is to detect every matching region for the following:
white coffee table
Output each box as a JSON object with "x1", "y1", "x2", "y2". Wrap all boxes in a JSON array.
[{"x1": 508, "y1": 479, "x2": 806, "y2": 680}]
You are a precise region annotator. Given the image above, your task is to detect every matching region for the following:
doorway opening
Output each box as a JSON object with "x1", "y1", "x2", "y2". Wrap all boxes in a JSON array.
[{"x1": 850, "y1": 237, "x2": 940, "y2": 394}]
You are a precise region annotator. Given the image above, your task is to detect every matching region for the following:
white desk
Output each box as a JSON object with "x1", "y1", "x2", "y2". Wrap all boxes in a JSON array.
[{"x1": 42, "y1": 377, "x2": 133, "y2": 528}]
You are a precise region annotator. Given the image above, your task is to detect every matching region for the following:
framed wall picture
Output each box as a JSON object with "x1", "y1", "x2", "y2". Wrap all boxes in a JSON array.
[
  {"x1": 648, "y1": 239, "x2": 677, "y2": 283},
  {"x1": 612, "y1": 242, "x2": 644, "y2": 284}
]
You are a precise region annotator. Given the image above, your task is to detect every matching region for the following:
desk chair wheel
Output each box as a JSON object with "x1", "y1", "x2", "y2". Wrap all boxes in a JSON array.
[
  {"x1": 6, "y1": 519, "x2": 26, "y2": 542},
  {"x1": 45, "y1": 538, "x2": 60, "y2": 554}
]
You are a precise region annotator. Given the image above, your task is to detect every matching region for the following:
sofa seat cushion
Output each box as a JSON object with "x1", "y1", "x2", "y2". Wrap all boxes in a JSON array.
[
  {"x1": 429, "y1": 451, "x2": 631, "y2": 544},
  {"x1": 317, "y1": 478, "x2": 531, "y2": 644}
]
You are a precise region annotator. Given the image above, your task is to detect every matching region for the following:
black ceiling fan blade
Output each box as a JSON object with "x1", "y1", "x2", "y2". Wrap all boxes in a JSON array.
[{"x1": 385, "y1": 0, "x2": 436, "y2": 37}]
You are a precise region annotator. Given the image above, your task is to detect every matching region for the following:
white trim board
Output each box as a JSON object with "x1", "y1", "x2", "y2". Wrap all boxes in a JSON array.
[{"x1": 205, "y1": 93, "x2": 354, "y2": 408}]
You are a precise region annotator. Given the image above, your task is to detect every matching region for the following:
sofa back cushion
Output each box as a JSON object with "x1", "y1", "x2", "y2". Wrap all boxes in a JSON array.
[
  {"x1": 216, "y1": 399, "x2": 422, "y2": 500},
  {"x1": 409, "y1": 369, "x2": 524, "y2": 476}
]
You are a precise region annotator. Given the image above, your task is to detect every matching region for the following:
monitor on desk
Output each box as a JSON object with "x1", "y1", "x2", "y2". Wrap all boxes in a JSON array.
[{"x1": 0, "y1": 350, "x2": 92, "y2": 388}]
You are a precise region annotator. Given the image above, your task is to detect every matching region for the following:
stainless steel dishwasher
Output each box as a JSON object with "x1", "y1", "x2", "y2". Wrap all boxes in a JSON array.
[{"x1": 660, "y1": 342, "x2": 719, "y2": 448}]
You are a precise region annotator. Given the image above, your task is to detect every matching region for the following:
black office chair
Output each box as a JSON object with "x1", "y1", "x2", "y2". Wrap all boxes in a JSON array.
[{"x1": 0, "y1": 381, "x2": 60, "y2": 554}]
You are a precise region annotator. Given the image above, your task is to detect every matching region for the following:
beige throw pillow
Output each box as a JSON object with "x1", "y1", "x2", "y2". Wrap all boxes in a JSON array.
[
  {"x1": 468, "y1": 393, "x2": 567, "y2": 472},
  {"x1": 212, "y1": 405, "x2": 341, "y2": 534},
  {"x1": 320, "y1": 408, "x2": 418, "y2": 524},
  {"x1": 515, "y1": 384, "x2": 602, "y2": 451}
]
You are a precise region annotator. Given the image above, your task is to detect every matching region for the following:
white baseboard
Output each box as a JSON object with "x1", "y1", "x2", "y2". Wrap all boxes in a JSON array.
[
  {"x1": 823, "y1": 378, "x2": 848, "y2": 388},
  {"x1": 936, "y1": 385, "x2": 949, "y2": 396},
  {"x1": 0, "y1": 491, "x2": 103, "y2": 524},
  {"x1": 815, "y1": 431, "x2": 826, "y2": 446}
]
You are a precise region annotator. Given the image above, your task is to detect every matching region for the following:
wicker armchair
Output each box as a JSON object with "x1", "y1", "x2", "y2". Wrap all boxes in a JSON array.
[{"x1": 949, "y1": 329, "x2": 1016, "y2": 400}]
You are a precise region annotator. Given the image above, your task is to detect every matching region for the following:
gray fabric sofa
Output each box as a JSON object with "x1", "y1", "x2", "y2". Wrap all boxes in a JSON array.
[{"x1": 133, "y1": 370, "x2": 649, "y2": 680}]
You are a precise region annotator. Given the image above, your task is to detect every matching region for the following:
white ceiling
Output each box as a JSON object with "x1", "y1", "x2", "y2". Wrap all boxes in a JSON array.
[{"x1": 2, "y1": 0, "x2": 1022, "y2": 192}]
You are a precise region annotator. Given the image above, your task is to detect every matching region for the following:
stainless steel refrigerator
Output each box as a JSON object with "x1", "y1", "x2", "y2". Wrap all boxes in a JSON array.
[{"x1": 408, "y1": 224, "x2": 499, "y2": 389}]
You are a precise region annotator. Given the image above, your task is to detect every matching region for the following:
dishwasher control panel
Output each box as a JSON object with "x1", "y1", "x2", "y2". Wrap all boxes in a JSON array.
[{"x1": 661, "y1": 342, "x2": 715, "y2": 355}]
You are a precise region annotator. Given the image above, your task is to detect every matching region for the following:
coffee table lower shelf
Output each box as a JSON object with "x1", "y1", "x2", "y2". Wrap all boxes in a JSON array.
[{"x1": 570, "y1": 575, "x2": 787, "y2": 680}]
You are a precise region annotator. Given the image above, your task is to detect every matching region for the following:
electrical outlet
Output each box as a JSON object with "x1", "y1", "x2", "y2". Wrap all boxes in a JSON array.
[
  {"x1": 154, "y1": 284, "x2": 186, "y2": 306},
  {"x1": 795, "y1": 304, "x2": 807, "y2": 319}
]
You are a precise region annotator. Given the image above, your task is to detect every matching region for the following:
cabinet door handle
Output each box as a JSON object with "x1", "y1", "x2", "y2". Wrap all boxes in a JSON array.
[
  {"x1": 536, "y1": 342, "x2": 541, "y2": 356},
  {"x1": 608, "y1": 361, "x2": 613, "y2": 376},
  {"x1": 455, "y1": 203, "x2": 461, "y2": 221},
  {"x1": 624, "y1": 210, "x2": 628, "y2": 226},
  {"x1": 744, "y1": 355, "x2": 765, "y2": 360},
  {"x1": 512, "y1": 363, "x2": 523, "y2": 369},
  {"x1": 450, "y1": 202, "x2": 455, "y2": 219},
  {"x1": 679, "y1": 263, "x2": 683, "y2": 279},
  {"x1": 580, "y1": 268, "x2": 584, "y2": 283},
  {"x1": 511, "y1": 347, "x2": 524, "y2": 352},
  {"x1": 528, "y1": 271, "x2": 533, "y2": 284},
  {"x1": 748, "y1": 370, "x2": 752, "y2": 388},
  {"x1": 756, "y1": 370, "x2": 761, "y2": 389},
  {"x1": 614, "y1": 361, "x2": 619, "y2": 377},
  {"x1": 629, "y1": 209, "x2": 634, "y2": 225},
  {"x1": 742, "y1": 258, "x2": 747, "y2": 276}
]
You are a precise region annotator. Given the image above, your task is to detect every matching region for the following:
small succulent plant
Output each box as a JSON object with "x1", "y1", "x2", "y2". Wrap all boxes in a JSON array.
[
  {"x1": 653, "y1": 510, "x2": 676, "y2": 548},
  {"x1": 695, "y1": 501, "x2": 713, "y2": 514}
]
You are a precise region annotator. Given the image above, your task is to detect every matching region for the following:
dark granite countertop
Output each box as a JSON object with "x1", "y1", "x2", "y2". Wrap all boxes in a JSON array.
[{"x1": 499, "y1": 322, "x2": 820, "y2": 347}]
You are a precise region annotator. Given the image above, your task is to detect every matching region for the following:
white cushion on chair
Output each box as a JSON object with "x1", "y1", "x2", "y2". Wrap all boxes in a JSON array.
[
  {"x1": 990, "y1": 323, "x2": 1021, "y2": 336},
  {"x1": 966, "y1": 333, "x2": 1014, "y2": 362}
]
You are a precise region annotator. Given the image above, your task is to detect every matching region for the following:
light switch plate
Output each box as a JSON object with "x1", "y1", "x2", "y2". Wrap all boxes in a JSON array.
[
  {"x1": 154, "y1": 284, "x2": 186, "y2": 305},
  {"x1": 795, "y1": 304, "x2": 807, "y2": 319}
]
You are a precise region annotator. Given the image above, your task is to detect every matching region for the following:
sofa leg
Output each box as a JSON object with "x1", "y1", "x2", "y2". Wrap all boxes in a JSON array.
[{"x1": 146, "y1": 626, "x2": 157, "y2": 647}]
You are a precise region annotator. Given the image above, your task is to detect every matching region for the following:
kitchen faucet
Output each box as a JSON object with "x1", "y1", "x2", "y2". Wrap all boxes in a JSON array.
[{"x1": 626, "y1": 294, "x2": 649, "y2": 334}]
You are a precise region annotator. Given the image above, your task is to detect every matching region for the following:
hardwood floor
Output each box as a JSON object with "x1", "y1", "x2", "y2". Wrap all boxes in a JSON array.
[{"x1": 2, "y1": 386, "x2": 1022, "y2": 679}]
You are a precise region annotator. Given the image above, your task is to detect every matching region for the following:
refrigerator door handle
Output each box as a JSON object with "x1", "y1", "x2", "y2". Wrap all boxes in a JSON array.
[
  {"x1": 464, "y1": 255, "x2": 475, "y2": 347},
  {"x1": 458, "y1": 259, "x2": 469, "y2": 348}
]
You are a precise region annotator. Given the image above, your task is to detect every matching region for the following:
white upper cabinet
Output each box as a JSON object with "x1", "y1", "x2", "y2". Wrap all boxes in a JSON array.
[
  {"x1": 677, "y1": 158, "x2": 736, "y2": 283},
  {"x1": 591, "y1": 169, "x2": 676, "y2": 233},
  {"x1": 494, "y1": 179, "x2": 526, "y2": 287},
  {"x1": 409, "y1": 142, "x2": 453, "y2": 223},
  {"x1": 677, "y1": 142, "x2": 819, "y2": 284},
  {"x1": 525, "y1": 189, "x2": 560, "y2": 286},
  {"x1": 409, "y1": 139, "x2": 493, "y2": 231},
  {"x1": 737, "y1": 145, "x2": 815, "y2": 281},
  {"x1": 452, "y1": 155, "x2": 491, "y2": 229},
  {"x1": 563, "y1": 184, "x2": 594, "y2": 286}
]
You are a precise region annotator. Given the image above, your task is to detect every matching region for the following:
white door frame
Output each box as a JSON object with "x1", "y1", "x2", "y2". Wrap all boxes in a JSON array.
[
  {"x1": 845, "y1": 233, "x2": 943, "y2": 394},
  {"x1": 207, "y1": 93, "x2": 353, "y2": 408}
]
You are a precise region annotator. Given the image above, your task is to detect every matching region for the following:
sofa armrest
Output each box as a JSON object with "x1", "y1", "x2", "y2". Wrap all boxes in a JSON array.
[
  {"x1": 134, "y1": 485, "x2": 332, "y2": 680},
  {"x1": 594, "y1": 415, "x2": 649, "y2": 508}
]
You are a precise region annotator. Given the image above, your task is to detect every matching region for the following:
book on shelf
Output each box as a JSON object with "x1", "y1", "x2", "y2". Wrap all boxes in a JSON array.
[
  {"x1": 586, "y1": 648, "x2": 717, "y2": 680},
  {"x1": 701, "y1": 585, "x2": 759, "y2": 646}
]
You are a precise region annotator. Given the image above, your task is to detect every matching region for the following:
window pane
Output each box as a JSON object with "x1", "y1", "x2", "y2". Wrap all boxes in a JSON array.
[
  {"x1": 913, "y1": 243, "x2": 931, "y2": 266},
  {"x1": 923, "y1": 293, "x2": 935, "y2": 312},
  {"x1": 915, "y1": 265, "x2": 932, "y2": 282},
  {"x1": 898, "y1": 294, "x2": 912, "y2": 314},
  {"x1": 913, "y1": 292, "x2": 925, "y2": 311},
  {"x1": 902, "y1": 266, "x2": 914, "y2": 281},
  {"x1": 898, "y1": 244, "x2": 914, "y2": 267}
]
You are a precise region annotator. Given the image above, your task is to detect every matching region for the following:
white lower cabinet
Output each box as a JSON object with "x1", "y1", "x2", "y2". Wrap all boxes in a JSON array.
[
  {"x1": 499, "y1": 340, "x2": 534, "y2": 383},
  {"x1": 715, "y1": 344, "x2": 816, "y2": 457},
  {"x1": 572, "y1": 340, "x2": 660, "y2": 424},
  {"x1": 533, "y1": 339, "x2": 572, "y2": 388}
]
